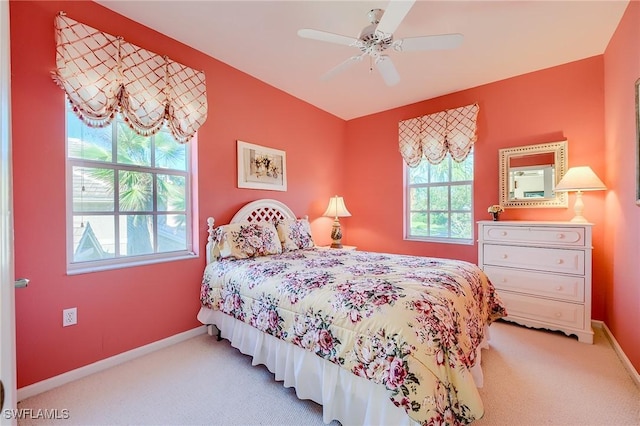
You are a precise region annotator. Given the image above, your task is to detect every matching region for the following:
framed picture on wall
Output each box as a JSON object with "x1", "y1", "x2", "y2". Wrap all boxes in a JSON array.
[
  {"x1": 636, "y1": 78, "x2": 640, "y2": 205},
  {"x1": 237, "y1": 140, "x2": 287, "y2": 191}
]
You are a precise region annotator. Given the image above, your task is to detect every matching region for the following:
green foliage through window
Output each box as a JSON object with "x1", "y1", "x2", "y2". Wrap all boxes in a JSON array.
[{"x1": 406, "y1": 151, "x2": 473, "y2": 243}]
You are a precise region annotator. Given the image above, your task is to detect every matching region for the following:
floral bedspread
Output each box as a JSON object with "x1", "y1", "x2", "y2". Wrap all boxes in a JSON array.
[{"x1": 200, "y1": 248, "x2": 506, "y2": 425}]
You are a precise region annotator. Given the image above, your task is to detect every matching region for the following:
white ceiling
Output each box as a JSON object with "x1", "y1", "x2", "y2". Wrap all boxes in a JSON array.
[{"x1": 95, "y1": 0, "x2": 628, "y2": 120}]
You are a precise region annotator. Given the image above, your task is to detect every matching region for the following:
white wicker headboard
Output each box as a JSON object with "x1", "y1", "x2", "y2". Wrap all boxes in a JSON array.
[
  {"x1": 229, "y1": 199, "x2": 296, "y2": 223},
  {"x1": 206, "y1": 199, "x2": 298, "y2": 263}
]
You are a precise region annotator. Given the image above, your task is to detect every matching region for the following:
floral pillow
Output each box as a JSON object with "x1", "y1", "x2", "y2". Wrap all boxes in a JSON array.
[
  {"x1": 212, "y1": 222, "x2": 282, "y2": 260},
  {"x1": 276, "y1": 218, "x2": 315, "y2": 252}
]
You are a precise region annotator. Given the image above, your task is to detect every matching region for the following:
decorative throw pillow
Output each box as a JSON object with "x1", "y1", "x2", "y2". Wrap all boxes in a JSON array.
[
  {"x1": 212, "y1": 222, "x2": 282, "y2": 260},
  {"x1": 276, "y1": 218, "x2": 315, "y2": 251}
]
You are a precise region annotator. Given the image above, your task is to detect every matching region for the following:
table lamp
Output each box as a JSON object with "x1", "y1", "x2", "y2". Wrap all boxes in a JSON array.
[
  {"x1": 323, "y1": 195, "x2": 351, "y2": 248},
  {"x1": 554, "y1": 166, "x2": 606, "y2": 223}
]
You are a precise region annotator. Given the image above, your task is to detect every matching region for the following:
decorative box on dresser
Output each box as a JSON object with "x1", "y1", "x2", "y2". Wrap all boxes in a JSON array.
[{"x1": 477, "y1": 221, "x2": 594, "y2": 343}]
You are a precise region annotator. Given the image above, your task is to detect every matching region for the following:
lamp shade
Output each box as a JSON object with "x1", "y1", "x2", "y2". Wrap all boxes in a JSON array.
[
  {"x1": 555, "y1": 166, "x2": 606, "y2": 192},
  {"x1": 323, "y1": 195, "x2": 351, "y2": 218}
]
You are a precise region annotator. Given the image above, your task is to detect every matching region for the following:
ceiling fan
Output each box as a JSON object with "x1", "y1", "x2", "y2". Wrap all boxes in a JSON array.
[{"x1": 297, "y1": 0, "x2": 463, "y2": 86}]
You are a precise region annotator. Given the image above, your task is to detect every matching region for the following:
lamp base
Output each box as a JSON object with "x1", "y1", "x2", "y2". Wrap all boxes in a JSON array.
[
  {"x1": 330, "y1": 217, "x2": 343, "y2": 249},
  {"x1": 569, "y1": 191, "x2": 590, "y2": 223},
  {"x1": 569, "y1": 215, "x2": 589, "y2": 223}
]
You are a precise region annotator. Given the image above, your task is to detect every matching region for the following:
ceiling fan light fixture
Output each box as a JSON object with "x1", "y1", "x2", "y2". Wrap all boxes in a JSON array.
[{"x1": 357, "y1": 25, "x2": 393, "y2": 55}]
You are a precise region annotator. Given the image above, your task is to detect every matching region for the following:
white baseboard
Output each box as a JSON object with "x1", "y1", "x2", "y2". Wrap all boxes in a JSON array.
[
  {"x1": 592, "y1": 320, "x2": 640, "y2": 389},
  {"x1": 17, "y1": 325, "x2": 207, "y2": 401}
]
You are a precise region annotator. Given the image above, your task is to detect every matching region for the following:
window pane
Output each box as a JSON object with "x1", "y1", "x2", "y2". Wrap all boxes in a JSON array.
[
  {"x1": 119, "y1": 171, "x2": 153, "y2": 212},
  {"x1": 67, "y1": 112, "x2": 112, "y2": 161},
  {"x1": 429, "y1": 186, "x2": 449, "y2": 211},
  {"x1": 429, "y1": 212, "x2": 449, "y2": 237},
  {"x1": 452, "y1": 155, "x2": 473, "y2": 181},
  {"x1": 117, "y1": 122, "x2": 151, "y2": 167},
  {"x1": 72, "y1": 215, "x2": 115, "y2": 262},
  {"x1": 405, "y1": 148, "x2": 473, "y2": 243},
  {"x1": 408, "y1": 162, "x2": 429, "y2": 184},
  {"x1": 429, "y1": 159, "x2": 449, "y2": 183},
  {"x1": 451, "y1": 184, "x2": 472, "y2": 211},
  {"x1": 67, "y1": 100, "x2": 193, "y2": 269},
  {"x1": 409, "y1": 187, "x2": 428, "y2": 210},
  {"x1": 409, "y1": 212, "x2": 428, "y2": 237},
  {"x1": 157, "y1": 174, "x2": 186, "y2": 212},
  {"x1": 158, "y1": 214, "x2": 187, "y2": 252},
  {"x1": 155, "y1": 130, "x2": 187, "y2": 171},
  {"x1": 119, "y1": 214, "x2": 154, "y2": 256},
  {"x1": 451, "y1": 213, "x2": 472, "y2": 239},
  {"x1": 72, "y1": 167, "x2": 115, "y2": 212}
]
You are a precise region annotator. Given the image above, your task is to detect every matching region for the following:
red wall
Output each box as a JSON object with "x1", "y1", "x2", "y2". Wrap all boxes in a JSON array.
[
  {"x1": 344, "y1": 59, "x2": 607, "y2": 317},
  {"x1": 603, "y1": 1, "x2": 640, "y2": 373},
  {"x1": 10, "y1": 0, "x2": 345, "y2": 388}
]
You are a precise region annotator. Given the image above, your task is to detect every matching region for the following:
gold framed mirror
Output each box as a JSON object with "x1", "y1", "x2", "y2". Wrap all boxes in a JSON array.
[{"x1": 499, "y1": 140, "x2": 568, "y2": 208}]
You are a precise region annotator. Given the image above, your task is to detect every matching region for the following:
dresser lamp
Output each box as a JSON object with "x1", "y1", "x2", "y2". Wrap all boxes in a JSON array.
[
  {"x1": 323, "y1": 195, "x2": 351, "y2": 248},
  {"x1": 554, "y1": 166, "x2": 606, "y2": 223}
]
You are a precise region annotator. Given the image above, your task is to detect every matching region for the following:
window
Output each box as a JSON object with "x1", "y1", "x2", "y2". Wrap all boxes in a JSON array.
[
  {"x1": 405, "y1": 150, "x2": 474, "y2": 243},
  {"x1": 66, "y1": 106, "x2": 194, "y2": 273}
]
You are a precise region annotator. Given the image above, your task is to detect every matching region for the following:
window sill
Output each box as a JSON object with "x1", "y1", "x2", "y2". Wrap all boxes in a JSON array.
[
  {"x1": 67, "y1": 252, "x2": 199, "y2": 275},
  {"x1": 404, "y1": 237, "x2": 474, "y2": 246}
]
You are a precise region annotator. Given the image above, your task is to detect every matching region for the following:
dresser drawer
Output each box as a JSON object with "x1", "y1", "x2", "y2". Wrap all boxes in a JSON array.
[
  {"x1": 483, "y1": 244, "x2": 585, "y2": 275},
  {"x1": 484, "y1": 265, "x2": 585, "y2": 303},
  {"x1": 500, "y1": 292, "x2": 585, "y2": 329},
  {"x1": 483, "y1": 225, "x2": 586, "y2": 247}
]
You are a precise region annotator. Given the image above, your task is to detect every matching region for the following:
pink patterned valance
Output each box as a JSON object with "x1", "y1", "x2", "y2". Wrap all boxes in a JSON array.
[
  {"x1": 51, "y1": 12, "x2": 207, "y2": 144},
  {"x1": 399, "y1": 103, "x2": 479, "y2": 166}
]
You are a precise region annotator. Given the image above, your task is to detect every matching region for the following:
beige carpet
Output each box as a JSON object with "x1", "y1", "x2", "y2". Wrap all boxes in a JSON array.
[{"x1": 17, "y1": 321, "x2": 640, "y2": 425}]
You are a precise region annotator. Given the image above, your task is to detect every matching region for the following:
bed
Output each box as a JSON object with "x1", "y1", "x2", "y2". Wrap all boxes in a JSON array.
[{"x1": 197, "y1": 199, "x2": 506, "y2": 425}]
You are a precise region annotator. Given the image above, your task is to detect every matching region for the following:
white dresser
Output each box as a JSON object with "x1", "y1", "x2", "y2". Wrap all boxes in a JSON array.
[{"x1": 478, "y1": 221, "x2": 593, "y2": 343}]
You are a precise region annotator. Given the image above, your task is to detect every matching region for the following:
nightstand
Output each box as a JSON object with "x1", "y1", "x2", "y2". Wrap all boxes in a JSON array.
[{"x1": 319, "y1": 245, "x2": 357, "y2": 251}]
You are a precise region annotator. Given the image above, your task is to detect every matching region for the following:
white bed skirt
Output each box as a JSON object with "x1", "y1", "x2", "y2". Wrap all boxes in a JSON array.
[{"x1": 197, "y1": 307, "x2": 488, "y2": 426}]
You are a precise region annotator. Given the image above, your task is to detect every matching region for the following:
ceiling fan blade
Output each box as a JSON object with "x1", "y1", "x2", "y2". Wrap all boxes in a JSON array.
[
  {"x1": 375, "y1": 55, "x2": 400, "y2": 86},
  {"x1": 394, "y1": 33, "x2": 464, "y2": 52},
  {"x1": 375, "y1": 0, "x2": 416, "y2": 37},
  {"x1": 297, "y1": 29, "x2": 358, "y2": 47},
  {"x1": 321, "y1": 55, "x2": 365, "y2": 81}
]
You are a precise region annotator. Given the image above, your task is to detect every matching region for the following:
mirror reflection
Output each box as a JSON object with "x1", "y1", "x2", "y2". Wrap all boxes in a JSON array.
[
  {"x1": 499, "y1": 140, "x2": 568, "y2": 208},
  {"x1": 508, "y1": 152, "x2": 556, "y2": 200}
]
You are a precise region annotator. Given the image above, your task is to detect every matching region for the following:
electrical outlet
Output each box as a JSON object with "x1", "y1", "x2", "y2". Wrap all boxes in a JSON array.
[{"x1": 63, "y1": 307, "x2": 77, "y2": 327}]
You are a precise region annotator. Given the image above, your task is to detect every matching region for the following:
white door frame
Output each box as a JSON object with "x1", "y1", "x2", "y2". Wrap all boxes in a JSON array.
[{"x1": 0, "y1": 0, "x2": 17, "y2": 424}]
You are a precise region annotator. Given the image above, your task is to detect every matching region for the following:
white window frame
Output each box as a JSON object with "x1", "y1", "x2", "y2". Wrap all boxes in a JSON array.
[
  {"x1": 65, "y1": 109, "x2": 196, "y2": 274},
  {"x1": 404, "y1": 151, "x2": 474, "y2": 245}
]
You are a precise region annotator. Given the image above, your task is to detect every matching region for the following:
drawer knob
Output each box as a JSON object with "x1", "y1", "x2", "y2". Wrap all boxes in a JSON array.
[
  {"x1": 556, "y1": 259, "x2": 564, "y2": 264},
  {"x1": 501, "y1": 231, "x2": 507, "y2": 236},
  {"x1": 555, "y1": 312, "x2": 562, "y2": 318},
  {"x1": 556, "y1": 286, "x2": 563, "y2": 291},
  {"x1": 502, "y1": 254, "x2": 508, "y2": 259},
  {"x1": 556, "y1": 233, "x2": 565, "y2": 239}
]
